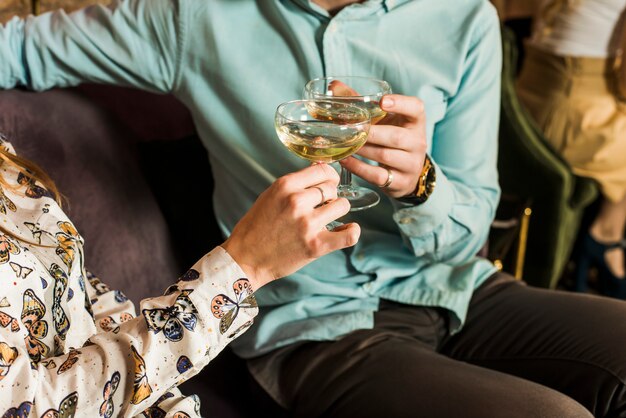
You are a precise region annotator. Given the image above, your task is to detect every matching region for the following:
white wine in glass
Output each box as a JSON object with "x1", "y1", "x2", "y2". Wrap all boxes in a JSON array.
[
  {"x1": 279, "y1": 122, "x2": 369, "y2": 163},
  {"x1": 276, "y1": 100, "x2": 370, "y2": 164},
  {"x1": 304, "y1": 76, "x2": 392, "y2": 211}
]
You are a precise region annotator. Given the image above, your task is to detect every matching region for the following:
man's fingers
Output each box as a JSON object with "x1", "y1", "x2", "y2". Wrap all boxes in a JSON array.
[
  {"x1": 366, "y1": 125, "x2": 413, "y2": 150},
  {"x1": 356, "y1": 144, "x2": 412, "y2": 168},
  {"x1": 339, "y1": 157, "x2": 393, "y2": 189},
  {"x1": 329, "y1": 80, "x2": 359, "y2": 97},
  {"x1": 380, "y1": 94, "x2": 425, "y2": 124}
]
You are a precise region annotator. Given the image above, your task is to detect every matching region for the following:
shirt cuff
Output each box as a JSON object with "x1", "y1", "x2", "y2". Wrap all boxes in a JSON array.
[
  {"x1": 186, "y1": 247, "x2": 259, "y2": 341},
  {"x1": 392, "y1": 161, "x2": 454, "y2": 238}
]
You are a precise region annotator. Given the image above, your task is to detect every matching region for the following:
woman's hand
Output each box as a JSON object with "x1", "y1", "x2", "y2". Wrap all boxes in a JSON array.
[
  {"x1": 339, "y1": 94, "x2": 428, "y2": 199},
  {"x1": 221, "y1": 164, "x2": 360, "y2": 289}
]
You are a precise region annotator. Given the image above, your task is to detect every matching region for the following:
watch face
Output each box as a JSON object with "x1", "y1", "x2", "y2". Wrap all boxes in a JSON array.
[
  {"x1": 400, "y1": 156, "x2": 435, "y2": 205},
  {"x1": 424, "y1": 164, "x2": 436, "y2": 197}
]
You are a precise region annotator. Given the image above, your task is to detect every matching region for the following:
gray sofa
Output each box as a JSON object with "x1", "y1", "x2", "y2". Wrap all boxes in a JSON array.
[{"x1": 0, "y1": 86, "x2": 285, "y2": 417}]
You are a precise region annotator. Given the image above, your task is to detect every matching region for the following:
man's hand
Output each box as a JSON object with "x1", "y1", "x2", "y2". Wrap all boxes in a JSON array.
[{"x1": 339, "y1": 94, "x2": 428, "y2": 199}]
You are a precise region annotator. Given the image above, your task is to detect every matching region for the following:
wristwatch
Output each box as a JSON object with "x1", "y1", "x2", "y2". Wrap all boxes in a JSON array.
[{"x1": 397, "y1": 155, "x2": 436, "y2": 205}]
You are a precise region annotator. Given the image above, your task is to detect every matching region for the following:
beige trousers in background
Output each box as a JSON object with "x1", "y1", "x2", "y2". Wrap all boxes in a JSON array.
[{"x1": 517, "y1": 44, "x2": 626, "y2": 203}]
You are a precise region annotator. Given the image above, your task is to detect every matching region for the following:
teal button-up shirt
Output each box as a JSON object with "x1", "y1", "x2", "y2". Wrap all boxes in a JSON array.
[{"x1": 0, "y1": 0, "x2": 502, "y2": 357}]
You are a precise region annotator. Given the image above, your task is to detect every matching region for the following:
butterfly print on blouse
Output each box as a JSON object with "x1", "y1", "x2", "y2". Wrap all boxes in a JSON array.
[
  {"x1": 0, "y1": 342, "x2": 18, "y2": 381},
  {"x1": 179, "y1": 269, "x2": 200, "y2": 282},
  {"x1": 10, "y1": 262, "x2": 33, "y2": 279},
  {"x1": 55, "y1": 222, "x2": 80, "y2": 270},
  {"x1": 40, "y1": 391, "x2": 78, "y2": 418},
  {"x1": 0, "y1": 235, "x2": 20, "y2": 264},
  {"x1": 41, "y1": 359, "x2": 56, "y2": 369},
  {"x1": 99, "y1": 312, "x2": 133, "y2": 334},
  {"x1": 76, "y1": 275, "x2": 85, "y2": 293},
  {"x1": 139, "y1": 392, "x2": 174, "y2": 418},
  {"x1": 119, "y1": 312, "x2": 133, "y2": 322},
  {"x1": 21, "y1": 289, "x2": 50, "y2": 363},
  {"x1": 0, "y1": 311, "x2": 19, "y2": 332},
  {"x1": 142, "y1": 290, "x2": 198, "y2": 342},
  {"x1": 176, "y1": 356, "x2": 193, "y2": 374},
  {"x1": 0, "y1": 185, "x2": 17, "y2": 215},
  {"x1": 114, "y1": 290, "x2": 128, "y2": 304},
  {"x1": 56, "y1": 350, "x2": 81, "y2": 375},
  {"x1": 163, "y1": 284, "x2": 179, "y2": 296},
  {"x1": 130, "y1": 345, "x2": 152, "y2": 405},
  {"x1": 190, "y1": 394, "x2": 201, "y2": 416},
  {"x1": 17, "y1": 172, "x2": 51, "y2": 199},
  {"x1": 139, "y1": 406, "x2": 165, "y2": 418},
  {"x1": 98, "y1": 316, "x2": 120, "y2": 334},
  {"x1": 87, "y1": 272, "x2": 109, "y2": 296},
  {"x1": 99, "y1": 371, "x2": 120, "y2": 418},
  {"x1": 211, "y1": 279, "x2": 257, "y2": 335},
  {"x1": 1, "y1": 401, "x2": 32, "y2": 418},
  {"x1": 23, "y1": 222, "x2": 47, "y2": 245},
  {"x1": 49, "y1": 264, "x2": 70, "y2": 343},
  {"x1": 226, "y1": 320, "x2": 254, "y2": 339},
  {"x1": 80, "y1": 284, "x2": 94, "y2": 321}
]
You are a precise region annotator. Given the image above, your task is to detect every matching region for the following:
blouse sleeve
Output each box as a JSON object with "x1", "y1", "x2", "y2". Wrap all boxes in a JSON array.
[{"x1": 0, "y1": 246, "x2": 258, "y2": 417}]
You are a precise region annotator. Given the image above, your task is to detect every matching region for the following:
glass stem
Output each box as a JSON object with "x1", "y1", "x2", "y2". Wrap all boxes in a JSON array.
[{"x1": 338, "y1": 166, "x2": 357, "y2": 198}]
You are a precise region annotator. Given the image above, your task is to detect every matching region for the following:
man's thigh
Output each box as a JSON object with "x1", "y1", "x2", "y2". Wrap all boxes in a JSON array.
[
  {"x1": 278, "y1": 332, "x2": 591, "y2": 418},
  {"x1": 443, "y1": 274, "x2": 626, "y2": 417}
]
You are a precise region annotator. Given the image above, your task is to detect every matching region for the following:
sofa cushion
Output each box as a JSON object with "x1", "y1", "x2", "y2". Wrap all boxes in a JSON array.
[{"x1": 0, "y1": 88, "x2": 182, "y2": 302}]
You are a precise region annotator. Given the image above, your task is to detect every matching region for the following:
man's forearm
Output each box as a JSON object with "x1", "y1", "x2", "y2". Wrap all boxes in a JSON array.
[
  {"x1": 0, "y1": 0, "x2": 184, "y2": 92},
  {"x1": 0, "y1": 17, "x2": 28, "y2": 89}
]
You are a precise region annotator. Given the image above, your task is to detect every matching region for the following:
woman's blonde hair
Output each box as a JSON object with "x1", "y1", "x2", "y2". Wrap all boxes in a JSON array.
[{"x1": 0, "y1": 144, "x2": 62, "y2": 243}]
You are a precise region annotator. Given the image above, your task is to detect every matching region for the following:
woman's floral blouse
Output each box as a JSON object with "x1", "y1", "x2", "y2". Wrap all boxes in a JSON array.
[{"x1": 0, "y1": 141, "x2": 258, "y2": 417}]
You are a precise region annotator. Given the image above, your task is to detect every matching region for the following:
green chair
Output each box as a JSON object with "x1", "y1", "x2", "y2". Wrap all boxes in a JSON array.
[{"x1": 495, "y1": 27, "x2": 599, "y2": 289}]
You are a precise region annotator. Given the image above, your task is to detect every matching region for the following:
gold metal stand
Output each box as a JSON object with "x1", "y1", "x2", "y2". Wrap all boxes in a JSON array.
[{"x1": 514, "y1": 207, "x2": 532, "y2": 280}]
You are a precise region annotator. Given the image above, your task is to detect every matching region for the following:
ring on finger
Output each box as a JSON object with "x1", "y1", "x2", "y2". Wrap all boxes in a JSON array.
[
  {"x1": 313, "y1": 186, "x2": 326, "y2": 207},
  {"x1": 380, "y1": 167, "x2": 394, "y2": 189}
]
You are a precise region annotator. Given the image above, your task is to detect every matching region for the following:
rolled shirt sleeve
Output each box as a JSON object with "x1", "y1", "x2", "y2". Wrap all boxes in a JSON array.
[
  {"x1": 0, "y1": 0, "x2": 186, "y2": 92},
  {"x1": 392, "y1": 9, "x2": 502, "y2": 265}
]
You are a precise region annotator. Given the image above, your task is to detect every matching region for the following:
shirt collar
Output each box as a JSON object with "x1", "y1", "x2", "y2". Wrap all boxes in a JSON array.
[{"x1": 288, "y1": 0, "x2": 407, "y2": 19}]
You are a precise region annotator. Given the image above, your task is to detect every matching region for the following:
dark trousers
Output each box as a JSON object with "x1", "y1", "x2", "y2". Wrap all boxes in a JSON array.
[{"x1": 258, "y1": 274, "x2": 626, "y2": 417}]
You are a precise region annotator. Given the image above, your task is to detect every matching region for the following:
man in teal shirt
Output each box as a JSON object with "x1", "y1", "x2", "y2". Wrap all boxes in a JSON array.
[{"x1": 2, "y1": 0, "x2": 626, "y2": 416}]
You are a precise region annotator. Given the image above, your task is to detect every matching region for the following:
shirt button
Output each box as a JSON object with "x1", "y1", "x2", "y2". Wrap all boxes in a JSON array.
[
  {"x1": 328, "y1": 22, "x2": 338, "y2": 33},
  {"x1": 399, "y1": 217, "x2": 413, "y2": 225},
  {"x1": 415, "y1": 249, "x2": 425, "y2": 257},
  {"x1": 356, "y1": 252, "x2": 365, "y2": 260}
]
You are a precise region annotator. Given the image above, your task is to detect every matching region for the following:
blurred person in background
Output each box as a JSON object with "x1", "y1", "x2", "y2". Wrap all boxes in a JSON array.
[{"x1": 517, "y1": 0, "x2": 626, "y2": 297}]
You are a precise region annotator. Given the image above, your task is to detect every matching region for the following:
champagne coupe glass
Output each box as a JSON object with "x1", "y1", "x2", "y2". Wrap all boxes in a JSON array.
[
  {"x1": 304, "y1": 76, "x2": 392, "y2": 211},
  {"x1": 275, "y1": 99, "x2": 371, "y2": 210}
]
